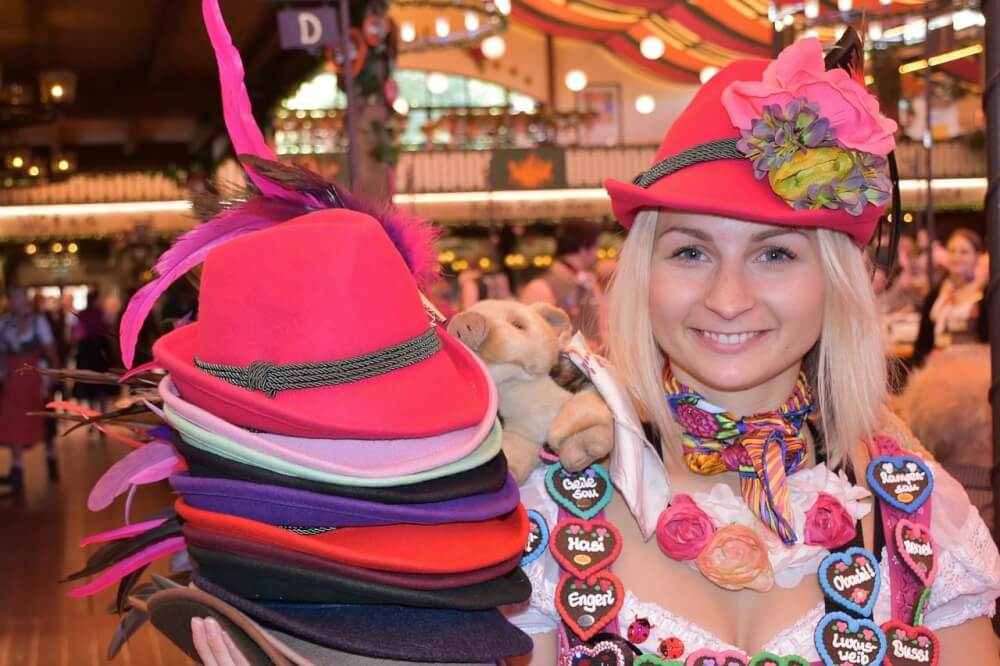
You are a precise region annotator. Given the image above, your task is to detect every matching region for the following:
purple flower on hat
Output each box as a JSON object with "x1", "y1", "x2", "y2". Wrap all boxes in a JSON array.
[{"x1": 736, "y1": 97, "x2": 836, "y2": 179}]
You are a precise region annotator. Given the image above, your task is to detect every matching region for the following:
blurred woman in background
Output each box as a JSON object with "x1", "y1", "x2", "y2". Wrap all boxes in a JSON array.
[
  {"x1": 0, "y1": 286, "x2": 61, "y2": 491},
  {"x1": 912, "y1": 228, "x2": 988, "y2": 367}
]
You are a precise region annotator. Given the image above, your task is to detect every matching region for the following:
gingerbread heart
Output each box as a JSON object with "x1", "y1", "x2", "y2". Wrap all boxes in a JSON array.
[
  {"x1": 748, "y1": 653, "x2": 810, "y2": 666},
  {"x1": 684, "y1": 649, "x2": 749, "y2": 666},
  {"x1": 546, "y1": 464, "x2": 613, "y2": 520},
  {"x1": 818, "y1": 547, "x2": 880, "y2": 617},
  {"x1": 634, "y1": 656, "x2": 682, "y2": 666},
  {"x1": 867, "y1": 456, "x2": 933, "y2": 513},
  {"x1": 815, "y1": 612, "x2": 886, "y2": 666},
  {"x1": 881, "y1": 620, "x2": 939, "y2": 666},
  {"x1": 895, "y1": 519, "x2": 937, "y2": 587},
  {"x1": 551, "y1": 518, "x2": 622, "y2": 578},
  {"x1": 522, "y1": 510, "x2": 549, "y2": 566},
  {"x1": 556, "y1": 571, "x2": 624, "y2": 641},
  {"x1": 566, "y1": 639, "x2": 627, "y2": 666}
]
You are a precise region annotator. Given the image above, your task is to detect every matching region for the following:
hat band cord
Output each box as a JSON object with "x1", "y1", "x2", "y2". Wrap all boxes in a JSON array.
[
  {"x1": 632, "y1": 138, "x2": 743, "y2": 189},
  {"x1": 194, "y1": 326, "x2": 443, "y2": 398}
]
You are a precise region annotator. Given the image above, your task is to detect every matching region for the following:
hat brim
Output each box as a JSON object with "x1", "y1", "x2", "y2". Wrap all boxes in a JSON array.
[
  {"x1": 147, "y1": 587, "x2": 292, "y2": 666},
  {"x1": 193, "y1": 575, "x2": 534, "y2": 663},
  {"x1": 183, "y1": 524, "x2": 524, "y2": 591},
  {"x1": 155, "y1": 323, "x2": 491, "y2": 439},
  {"x1": 170, "y1": 472, "x2": 520, "y2": 527},
  {"x1": 604, "y1": 156, "x2": 882, "y2": 246},
  {"x1": 175, "y1": 499, "x2": 529, "y2": 574},
  {"x1": 188, "y1": 544, "x2": 531, "y2": 609},
  {"x1": 170, "y1": 409, "x2": 503, "y2": 487},
  {"x1": 173, "y1": 434, "x2": 510, "y2": 504},
  {"x1": 160, "y1": 370, "x2": 497, "y2": 478}
]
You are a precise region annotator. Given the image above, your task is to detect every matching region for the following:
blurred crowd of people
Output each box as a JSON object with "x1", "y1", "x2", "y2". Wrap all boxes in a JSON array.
[{"x1": 0, "y1": 279, "x2": 199, "y2": 492}]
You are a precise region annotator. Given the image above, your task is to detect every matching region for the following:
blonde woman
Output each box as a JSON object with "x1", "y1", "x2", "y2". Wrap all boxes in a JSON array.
[{"x1": 509, "y1": 36, "x2": 1000, "y2": 665}]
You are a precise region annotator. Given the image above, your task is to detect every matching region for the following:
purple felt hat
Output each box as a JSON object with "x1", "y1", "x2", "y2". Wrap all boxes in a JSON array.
[{"x1": 170, "y1": 472, "x2": 520, "y2": 527}]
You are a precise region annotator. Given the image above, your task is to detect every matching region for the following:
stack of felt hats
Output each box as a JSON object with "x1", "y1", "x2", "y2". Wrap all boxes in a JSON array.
[{"x1": 149, "y1": 209, "x2": 532, "y2": 664}]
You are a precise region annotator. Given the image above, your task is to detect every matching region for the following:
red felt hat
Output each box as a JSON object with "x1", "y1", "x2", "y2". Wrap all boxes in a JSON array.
[
  {"x1": 154, "y1": 208, "x2": 489, "y2": 439},
  {"x1": 605, "y1": 43, "x2": 895, "y2": 246},
  {"x1": 175, "y1": 499, "x2": 529, "y2": 575}
]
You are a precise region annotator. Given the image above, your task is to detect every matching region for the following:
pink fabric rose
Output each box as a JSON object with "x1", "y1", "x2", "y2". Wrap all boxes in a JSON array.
[
  {"x1": 721, "y1": 38, "x2": 897, "y2": 156},
  {"x1": 804, "y1": 492, "x2": 856, "y2": 549},
  {"x1": 656, "y1": 494, "x2": 716, "y2": 560},
  {"x1": 696, "y1": 524, "x2": 774, "y2": 592}
]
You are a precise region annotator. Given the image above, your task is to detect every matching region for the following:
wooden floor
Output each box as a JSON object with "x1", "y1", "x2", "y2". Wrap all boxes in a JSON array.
[{"x1": 0, "y1": 426, "x2": 195, "y2": 666}]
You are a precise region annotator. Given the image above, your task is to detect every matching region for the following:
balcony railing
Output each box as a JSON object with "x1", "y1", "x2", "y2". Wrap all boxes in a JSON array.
[{"x1": 0, "y1": 139, "x2": 985, "y2": 206}]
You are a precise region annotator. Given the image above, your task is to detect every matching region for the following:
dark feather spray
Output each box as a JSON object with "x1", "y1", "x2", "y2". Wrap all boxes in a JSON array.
[{"x1": 824, "y1": 26, "x2": 901, "y2": 269}]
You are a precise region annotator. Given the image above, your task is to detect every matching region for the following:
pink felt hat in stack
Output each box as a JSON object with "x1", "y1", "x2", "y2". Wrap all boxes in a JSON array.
[
  {"x1": 605, "y1": 37, "x2": 899, "y2": 246},
  {"x1": 151, "y1": 208, "x2": 490, "y2": 439}
]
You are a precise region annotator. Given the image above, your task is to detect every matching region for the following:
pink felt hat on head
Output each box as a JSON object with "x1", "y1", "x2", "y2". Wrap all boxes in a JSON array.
[
  {"x1": 157, "y1": 364, "x2": 497, "y2": 477},
  {"x1": 153, "y1": 209, "x2": 490, "y2": 439},
  {"x1": 605, "y1": 38, "x2": 898, "y2": 246}
]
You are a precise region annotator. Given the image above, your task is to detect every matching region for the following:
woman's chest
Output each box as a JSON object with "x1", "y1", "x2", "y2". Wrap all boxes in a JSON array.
[{"x1": 607, "y1": 494, "x2": 830, "y2": 655}]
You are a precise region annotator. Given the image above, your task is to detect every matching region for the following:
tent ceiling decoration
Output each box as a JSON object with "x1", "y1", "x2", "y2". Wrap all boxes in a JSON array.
[{"x1": 510, "y1": 0, "x2": 773, "y2": 83}]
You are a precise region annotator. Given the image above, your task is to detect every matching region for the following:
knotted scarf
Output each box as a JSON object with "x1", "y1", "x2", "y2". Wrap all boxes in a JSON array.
[{"x1": 664, "y1": 365, "x2": 814, "y2": 544}]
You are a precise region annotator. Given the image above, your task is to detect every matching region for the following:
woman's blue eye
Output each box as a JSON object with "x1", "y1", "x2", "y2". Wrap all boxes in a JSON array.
[
  {"x1": 758, "y1": 246, "x2": 797, "y2": 263},
  {"x1": 672, "y1": 247, "x2": 705, "y2": 262}
]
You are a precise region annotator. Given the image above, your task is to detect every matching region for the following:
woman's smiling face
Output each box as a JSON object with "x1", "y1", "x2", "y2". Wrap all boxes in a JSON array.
[{"x1": 649, "y1": 212, "x2": 825, "y2": 409}]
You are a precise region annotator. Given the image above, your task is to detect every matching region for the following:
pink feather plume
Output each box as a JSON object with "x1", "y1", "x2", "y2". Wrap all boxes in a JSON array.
[
  {"x1": 118, "y1": 199, "x2": 302, "y2": 367},
  {"x1": 202, "y1": 0, "x2": 292, "y2": 202},
  {"x1": 80, "y1": 518, "x2": 169, "y2": 547},
  {"x1": 88, "y1": 441, "x2": 182, "y2": 512},
  {"x1": 67, "y1": 536, "x2": 185, "y2": 597}
]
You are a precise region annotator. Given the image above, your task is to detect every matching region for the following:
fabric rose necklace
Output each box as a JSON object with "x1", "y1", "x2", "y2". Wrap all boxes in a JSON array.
[{"x1": 539, "y1": 363, "x2": 941, "y2": 665}]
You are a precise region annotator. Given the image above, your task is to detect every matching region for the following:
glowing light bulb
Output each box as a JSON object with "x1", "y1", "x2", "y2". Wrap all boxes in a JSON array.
[
  {"x1": 635, "y1": 95, "x2": 655, "y2": 115},
  {"x1": 564, "y1": 70, "x2": 588, "y2": 92},
  {"x1": 481, "y1": 35, "x2": 506, "y2": 60},
  {"x1": 639, "y1": 36, "x2": 665, "y2": 60}
]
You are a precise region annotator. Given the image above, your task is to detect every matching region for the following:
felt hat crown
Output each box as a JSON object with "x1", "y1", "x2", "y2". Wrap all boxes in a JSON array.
[
  {"x1": 154, "y1": 208, "x2": 490, "y2": 439},
  {"x1": 606, "y1": 37, "x2": 898, "y2": 245}
]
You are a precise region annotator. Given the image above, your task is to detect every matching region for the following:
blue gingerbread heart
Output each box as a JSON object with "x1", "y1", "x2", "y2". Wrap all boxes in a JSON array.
[
  {"x1": 818, "y1": 547, "x2": 880, "y2": 617},
  {"x1": 545, "y1": 463, "x2": 612, "y2": 520},
  {"x1": 521, "y1": 510, "x2": 549, "y2": 566},
  {"x1": 814, "y1": 612, "x2": 886, "y2": 666},
  {"x1": 866, "y1": 455, "x2": 933, "y2": 513}
]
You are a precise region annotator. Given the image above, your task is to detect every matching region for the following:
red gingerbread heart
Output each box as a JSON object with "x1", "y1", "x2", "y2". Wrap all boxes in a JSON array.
[
  {"x1": 551, "y1": 518, "x2": 622, "y2": 579},
  {"x1": 894, "y1": 520, "x2": 937, "y2": 588},
  {"x1": 881, "y1": 620, "x2": 939, "y2": 666},
  {"x1": 556, "y1": 572, "x2": 624, "y2": 641}
]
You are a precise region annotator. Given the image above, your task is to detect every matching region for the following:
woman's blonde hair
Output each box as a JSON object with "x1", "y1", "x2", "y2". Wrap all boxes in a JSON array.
[{"x1": 607, "y1": 209, "x2": 886, "y2": 471}]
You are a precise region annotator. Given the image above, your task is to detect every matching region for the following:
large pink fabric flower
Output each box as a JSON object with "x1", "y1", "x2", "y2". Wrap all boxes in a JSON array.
[
  {"x1": 696, "y1": 524, "x2": 774, "y2": 592},
  {"x1": 804, "y1": 491, "x2": 856, "y2": 549},
  {"x1": 656, "y1": 494, "x2": 716, "y2": 560},
  {"x1": 721, "y1": 38, "x2": 897, "y2": 156}
]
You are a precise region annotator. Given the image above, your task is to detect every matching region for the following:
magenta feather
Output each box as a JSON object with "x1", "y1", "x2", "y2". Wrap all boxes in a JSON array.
[
  {"x1": 201, "y1": 0, "x2": 290, "y2": 201},
  {"x1": 118, "y1": 199, "x2": 304, "y2": 367},
  {"x1": 67, "y1": 536, "x2": 185, "y2": 598},
  {"x1": 88, "y1": 441, "x2": 181, "y2": 512},
  {"x1": 338, "y1": 189, "x2": 440, "y2": 288},
  {"x1": 80, "y1": 518, "x2": 168, "y2": 547}
]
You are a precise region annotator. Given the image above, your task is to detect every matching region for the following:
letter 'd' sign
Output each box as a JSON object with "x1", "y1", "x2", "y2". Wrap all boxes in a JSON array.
[{"x1": 277, "y1": 8, "x2": 340, "y2": 49}]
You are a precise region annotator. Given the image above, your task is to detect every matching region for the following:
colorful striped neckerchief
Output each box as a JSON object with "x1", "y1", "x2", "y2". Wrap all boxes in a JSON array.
[{"x1": 663, "y1": 364, "x2": 814, "y2": 545}]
